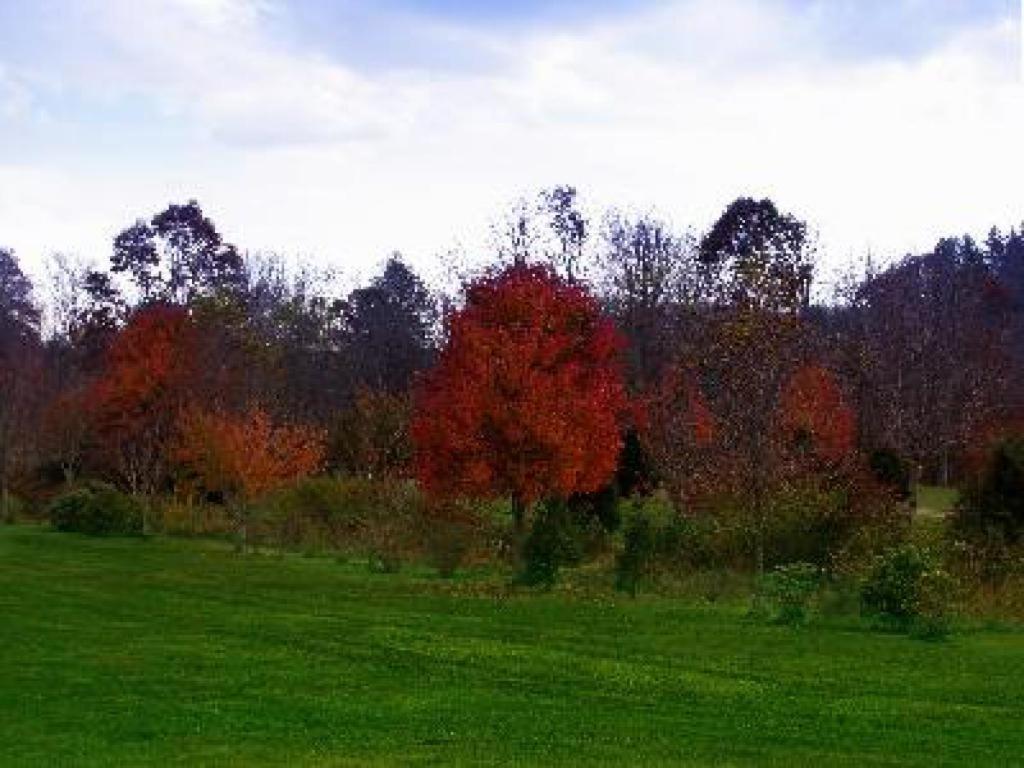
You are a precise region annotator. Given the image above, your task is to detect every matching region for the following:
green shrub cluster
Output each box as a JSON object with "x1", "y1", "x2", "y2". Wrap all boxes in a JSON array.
[
  {"x1": 615, "y1": 495, "x2": 712, "y2": 594},
  {"x1": 260, "y1": 477, "x2": 424, "y2": 567},
  {"x1": 860, "y1": 544, "x2": 956, "y2": 637},
  {"x1": 757, "y1": 562, "x2": 821, "y2": 625},
  {"x1": 520, "y1": 499, "x2": 585, "y2": 587},
  {"x1": 48, "y1": 482, "x2": 144, "y2": 537}
]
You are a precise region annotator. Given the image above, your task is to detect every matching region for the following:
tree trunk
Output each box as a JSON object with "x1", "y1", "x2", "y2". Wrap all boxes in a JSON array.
[
  {"x1": 1, "y1": 480, "x2": 10, "y2": 524},
  {"x1": 910, "y1": 462, "x2": 922, "y2": 512},
  {"x1": 754, "y1": 496, "x2": 766, "y2": 579},
  {"x1": 140, "y1": 493, "x2": 151, "y2": 537},
  {"x1": 510, "y1": 496, "x2": 529, "y2": 561},
  {"x1": 234, "y1": 503, "x2": 248, "y2": 554},
  {"x1": 511, "y1": 496, "x2": 526, "y2": 536}
]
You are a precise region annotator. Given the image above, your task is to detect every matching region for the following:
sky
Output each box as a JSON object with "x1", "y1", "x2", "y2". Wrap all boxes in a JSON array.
[{"x1": 1, "y1": 0, "x2": 1022, "y2": 289}]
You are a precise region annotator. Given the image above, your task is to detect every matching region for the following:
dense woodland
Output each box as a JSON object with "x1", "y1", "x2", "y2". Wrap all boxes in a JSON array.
[{"x1": 2, "y1": 189, "x2": 1023, "y2": 617}]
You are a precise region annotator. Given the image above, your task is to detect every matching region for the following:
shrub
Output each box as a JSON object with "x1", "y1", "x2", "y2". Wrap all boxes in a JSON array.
[
  {"x1": 421, "y1": 498, "x2": 486, "y2": 578},
  {"x1": 615, "y1": 511, "x2": 656, "y2": 595},
  {"x1": 760, "y1": 486, "x2": 845, "y2": 569},
  {"x1": 760, "y1": 472, "x2": 911, "y2": 573},
  {"x1": 260, "y1": 477, "x2": 422, "y2": 561},
  {"x1": 520, "y1": 499, "x2": 584, "y2": 588},
  {"x1": 48, "y1": 482, "x2": 144, "y2": 536},
  {"x1": 757, "y1": 562, "x2": 821, "y2": 625},
  {"x1": 954, "y1": 438, "x2": 1024, "y2": 545},
  {"x1": 860, "y1": 544, "x2": 956, "y2": 635},
  {"x1": 913, "y1": 568, "x2": 958, "y2": 639},
  {"x1": 614, "y1": 495, "x2": 713, "y2": 593}
]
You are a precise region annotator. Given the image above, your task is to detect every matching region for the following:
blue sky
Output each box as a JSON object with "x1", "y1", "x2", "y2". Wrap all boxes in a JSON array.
[{"x1": 1, "y1": 0, "x2": 1022, "y2": 288}]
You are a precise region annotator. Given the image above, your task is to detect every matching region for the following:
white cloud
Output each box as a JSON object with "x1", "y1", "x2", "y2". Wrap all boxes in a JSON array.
[
  {"x1": 0, "y1": 65, "x2": 32, "y2": 120},
  {"x1": 0, "y1": 0, "x2": 1022, "y2": 289}
]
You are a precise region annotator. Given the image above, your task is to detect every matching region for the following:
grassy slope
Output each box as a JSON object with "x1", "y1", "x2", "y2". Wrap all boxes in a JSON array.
[{"x1": 1, "y1": 527, "x2": 1022, "y2": 767}]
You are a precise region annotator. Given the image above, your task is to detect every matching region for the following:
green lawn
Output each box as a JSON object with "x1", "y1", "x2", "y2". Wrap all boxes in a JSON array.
[
  {"x1": 916, "y1": 486, "x2": 959, "y2": 519},
  {"x1": 2, "y1": 526, "x2": 1023, "y2": 766}
]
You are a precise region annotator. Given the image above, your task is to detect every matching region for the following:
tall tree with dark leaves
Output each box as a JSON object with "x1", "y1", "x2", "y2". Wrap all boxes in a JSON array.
[
  {"x1": 343, "y1": 256, "x2": 437, "y2": 394},
  {"x1": 111, "y1": 201, "x2": 243, "y2": 305},
  {"x1": 0, "y1": 248, "x2": 43, "y2": 520},
  {"x1": 699, "y1": 197, "x2": 815, "y2": 312},
  {"x1": 0, "y1": 248, "x2": 40, "y2": 343}
]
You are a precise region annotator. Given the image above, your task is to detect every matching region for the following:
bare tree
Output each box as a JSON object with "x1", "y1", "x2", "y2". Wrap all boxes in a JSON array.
[{"x1": 597, "y1": 211, "x2": 698, "y2": 387}]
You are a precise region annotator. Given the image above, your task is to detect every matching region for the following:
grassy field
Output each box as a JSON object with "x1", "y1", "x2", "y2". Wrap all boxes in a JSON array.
[
  {"x1": 2, "y1": 526, "x2": 1023, "y2": 766},
  {"x1": 915, "y1": 486, "x2": 959, "y2": 519}
]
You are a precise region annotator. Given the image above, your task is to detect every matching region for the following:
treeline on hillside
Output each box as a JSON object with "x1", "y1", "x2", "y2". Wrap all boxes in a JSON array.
[{"x1": 2, "y1": 189, "x2": 1023, "y2": 617}]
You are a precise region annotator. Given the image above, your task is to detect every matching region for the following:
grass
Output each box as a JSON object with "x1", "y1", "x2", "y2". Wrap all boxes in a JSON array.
[
  {"x1": 2, "y1": 526, "x2": 1023, "y2": 766},
  {"x1": 915, "y1": 486, "x2": 959, "y2": 519}
]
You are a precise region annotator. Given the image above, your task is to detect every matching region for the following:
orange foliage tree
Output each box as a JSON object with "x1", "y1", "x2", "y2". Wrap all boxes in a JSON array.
[
  {"x1": 174, "y1": 406, "x2": 325, "y2": 551},
  {"x1": 412, "y1": 264, "x2": 629, "y2": 531},
  {"x1": 90, "y1": 304, "x2": 197, "y2": 530}
]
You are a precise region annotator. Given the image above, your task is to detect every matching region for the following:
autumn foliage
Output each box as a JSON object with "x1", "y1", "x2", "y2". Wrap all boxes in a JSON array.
[
  {"x1": 778, "y1": 364, "x2": 857, "y2": 465},
  {"x1": 174, "y1": 406, "x2": 326, "y2": 505},
  {"x1": 92, "y1": 305, "x2": 197, "y2": 428},
  {"x1": 641, "y1": 364, "x2": 715, "y2": 505},
  {"x1": 412, "y1": 264, "x2": 629, "y2": 505},
  {"x1": 88, "y1": 304, "x2": 198, "y2": 501}
]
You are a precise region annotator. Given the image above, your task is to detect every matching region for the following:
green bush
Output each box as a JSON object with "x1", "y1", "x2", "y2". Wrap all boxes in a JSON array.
[
  {"x1": 48, "y1": 482, "x2": 143, "y2": 537},
  {"x1": 520, "y1": 499, "x2": 584, "y2": 588},
  {"x1": 615, "y1": 510, "x2": 655, "y2": 595},
  {"x1": 757, "y1": 562, "x2": 821, "y2": 625},
  {"x1": 860, "y1": 544, "x2": 956, "y2": 635},
  {"x1": 261, "y1": 476, "x2": 422, "y2": 559},
  {"x1": 614, "y1": 495, "x2": 712, "y2": 593},
  {"x1": 913, "y1": 568, "x2": 958, "y2": 639},
  {"x1": 761, "y1": 481, "x2": 899, "y2": 571}
]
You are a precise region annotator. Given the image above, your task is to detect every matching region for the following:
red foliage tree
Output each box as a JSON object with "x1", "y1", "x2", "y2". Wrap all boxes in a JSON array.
[
  {"x1": 412, "y1": 264, "x2": 628, "y2": 529},
  {"x1": 174, "y1": 406, "x2": 325, "y2": 551},
  {"x1": 778, "y1": 364, "x2": 857, "y2": 465}
]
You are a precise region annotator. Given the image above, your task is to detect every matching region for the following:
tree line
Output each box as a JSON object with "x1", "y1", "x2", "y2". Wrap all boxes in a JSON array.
[{"x1": 1, "y1": 189, "x2": 1021, "y2": 544}]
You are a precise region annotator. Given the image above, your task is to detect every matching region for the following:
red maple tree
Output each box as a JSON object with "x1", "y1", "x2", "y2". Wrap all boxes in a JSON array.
[{"x1": 412, "y1": 264, "x2": 629, "y2": 528}]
